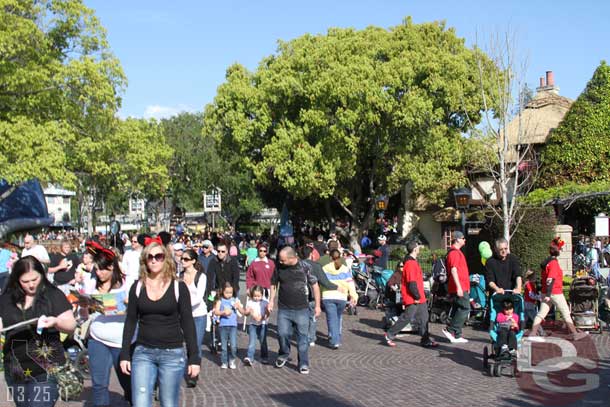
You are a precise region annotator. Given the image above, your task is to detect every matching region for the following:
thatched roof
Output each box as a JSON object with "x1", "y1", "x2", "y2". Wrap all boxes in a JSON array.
[{"x1": 504, "y1": 87, "x2": 573, "y2": 162}]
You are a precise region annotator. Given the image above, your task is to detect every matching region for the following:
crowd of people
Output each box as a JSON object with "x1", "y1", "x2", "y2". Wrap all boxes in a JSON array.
[{"x1": 0, "y1": 229, "x2": 600, "y2": 406}]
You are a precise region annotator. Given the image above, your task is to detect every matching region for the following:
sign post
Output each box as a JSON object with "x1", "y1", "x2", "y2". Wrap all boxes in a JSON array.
[{"x1": 203, "y1": 188, "x2": 222, "y2": 230}]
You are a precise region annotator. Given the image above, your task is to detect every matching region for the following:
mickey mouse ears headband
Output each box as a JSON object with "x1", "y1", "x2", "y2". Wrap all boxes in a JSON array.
[
  {"x1": 551, "y1": 237, "x2": 565, "y2": 249},
  {"x1": 86, "y1": 241, "x2": 116, "y2": 261},
  {"x1": 144, "y1": 236, "x2": 163, "y2": 246}
]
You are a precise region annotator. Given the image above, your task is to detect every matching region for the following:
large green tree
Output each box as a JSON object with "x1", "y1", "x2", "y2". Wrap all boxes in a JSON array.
[
  {"x1": 204, "y1": 18, "x2": 495, "y2": 234},
  {"x1": 539, "y1": 61, "x2": 610, "y2": 188},
  {"x1": 161, "y1": 112, "x2": 263, "y2": 223},
  {"x1": 0, "y1": 0, "x2": 125, "y2": 187},
  {"x1": 72, "y1": 118, "x2": 173, "y2": 231}
]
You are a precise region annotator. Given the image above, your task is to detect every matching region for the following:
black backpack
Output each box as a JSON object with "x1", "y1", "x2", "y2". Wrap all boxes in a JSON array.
[{"x1": 432, "y1": 248, "x2": 456, "y2": 284}]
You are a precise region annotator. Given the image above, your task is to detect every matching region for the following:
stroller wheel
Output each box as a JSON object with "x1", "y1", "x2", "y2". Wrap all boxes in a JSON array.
[
  {"x1": 493, "y1": 363, "x2": 501, "y2": 377},
  {"x1": 488, "y1": 363, "x2": 495, "y2": 377},
  {"x1": 439, "y1": 311, "x2": 449, "y2": 325},
  {"x1": 430, "y1": 313, "x2": 438, "y2": 323},
  {"x1": 483, "y1": 346, "x2": 489, "y2": 369},
  {"x1": 357, "y1": 296, "x2": 370, "y2": 307}
]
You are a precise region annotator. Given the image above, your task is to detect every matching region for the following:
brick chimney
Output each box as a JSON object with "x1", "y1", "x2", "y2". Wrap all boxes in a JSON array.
[
  {"x1": 546, "y1": 71, "x2": 554, "y2": 87},
  {"x1": 536, "y1": 70, "x2": 559, "y2": 95}
]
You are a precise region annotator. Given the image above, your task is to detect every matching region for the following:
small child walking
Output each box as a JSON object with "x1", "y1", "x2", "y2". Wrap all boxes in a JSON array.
[
  {"x1": 523, "y1": 269, "x2": 540, "y2": 327},
  {"x1": 243, "y1": 285, "x2": 270, "y2": 365},
  {"x1": 213, "y1": 282, "x2": 245, "y2": 369}
]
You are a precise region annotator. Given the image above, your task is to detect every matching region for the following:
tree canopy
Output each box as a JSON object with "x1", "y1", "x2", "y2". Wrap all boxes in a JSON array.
[
  {"x1": 0, "y1": 0, "x2": 126, "y2": 187},
  {"x1": 539, "y1": 61, "x2": 610, "y2": 188},
  {"x1": 204, "y1": 18, "x2": 496, "y2": 231},
  {"x1": 161, "y1": 112, "x2": 263, "y2": 222}
]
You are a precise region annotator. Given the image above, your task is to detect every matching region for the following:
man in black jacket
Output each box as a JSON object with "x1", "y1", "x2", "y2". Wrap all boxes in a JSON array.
[
  {"x1": 486, "y1": 238, "x2": 522, "y2": 295},
  {"x1": 209, "y1": 242, "x2": 241, "y2": 297}
]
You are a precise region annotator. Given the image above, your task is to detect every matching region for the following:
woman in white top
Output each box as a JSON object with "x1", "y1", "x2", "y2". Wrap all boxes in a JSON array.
[
  {"x1": 179, "y1": 248, "x2": 207, "y2": 387},
  {"x1": 83, "y1": 241, "x2": 131, "y2": 406}
]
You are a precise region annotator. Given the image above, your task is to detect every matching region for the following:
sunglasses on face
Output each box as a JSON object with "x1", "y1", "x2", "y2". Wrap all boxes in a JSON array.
[
  {"x1": 147, "y1": 253, "x2": 165, "y2": 263},
  {"x1": 181, "y1": 257, "x2": 193, "y2": 262},
  {"x1": 217, "y1": 250, "x2": 227, "y2": 253},
  {"x1": 259, "y1": 249, "x2": 267, "y2": 253}
]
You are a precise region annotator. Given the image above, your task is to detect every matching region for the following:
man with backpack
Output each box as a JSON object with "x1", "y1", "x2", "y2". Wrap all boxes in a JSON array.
[
  {"x1": 268, "y1": 246, "x2": 321, "y2": 374},
  {"x1": 384, "y1": 241, "x2": 438, "y2": 348},
  {"x1": 442, "y1": 231, "x2": 471, "y2": 343}
]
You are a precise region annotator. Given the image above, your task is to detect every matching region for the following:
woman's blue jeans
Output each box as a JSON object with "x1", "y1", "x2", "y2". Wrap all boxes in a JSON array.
[
  {"x1": 193, "y1": 316, "x2": 205, "y2": 359},
  {"x1": 246, "y1": 324, "x2": 269, "y2": 360},
  {"x1": 88, "y1": 338, "x2": 131, "y2": 406},
  {"x1": 219, "y1": 325, "x2": 238, "y2": 364},
  {"x1": 323, "y1": 299, "x2": 347, "y2": 346},
  {"x1": 5, "y1": 372, "x2": 59, "y2": 407},
  {"x1": 131, "y1": 345, "x2": 186, "y2": 407}
]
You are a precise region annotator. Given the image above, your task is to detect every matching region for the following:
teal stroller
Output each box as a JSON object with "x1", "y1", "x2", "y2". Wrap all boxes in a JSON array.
[{"x1": 482, "y1": 291, "x2": 525, "y2": 377}]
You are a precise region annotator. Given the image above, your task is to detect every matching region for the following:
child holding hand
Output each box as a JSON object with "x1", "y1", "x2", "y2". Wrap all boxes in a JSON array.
[
  {"x1": 213, "y1": 282, "x2": 245, "y2": 369},
  {"x1": 243, "y1": 285, "x2": 270, "y2": 365}
]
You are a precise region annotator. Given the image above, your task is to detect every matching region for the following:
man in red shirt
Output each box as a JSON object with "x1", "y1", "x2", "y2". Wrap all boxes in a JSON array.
[
  {"x1": 384, "y1": 241, "x2": 437, "y2": 348},
  {"x1": 442, "y1": 231, "x2": 471, "y2": 343}
]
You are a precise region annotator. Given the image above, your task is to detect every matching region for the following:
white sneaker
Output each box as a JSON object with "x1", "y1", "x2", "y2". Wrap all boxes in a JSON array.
[
  {"x1": 221, "y1": 363, "x2": 228, "y2": 369},
  {"x1": 229, "y1": 360, "x2": 237, "y2": 370},
  {"x1": 442, "y1": 328, "x2": 458, "y2": 343},
  {"x1": 309, "y1": 342, "x2": 316, "y2": 347},
  {"x1": 454, "y1": 337, "x2": 469, "y2": 343}
]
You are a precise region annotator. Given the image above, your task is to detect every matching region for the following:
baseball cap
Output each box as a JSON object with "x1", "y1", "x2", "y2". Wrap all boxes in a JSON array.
[
  {"x1": 377, "y1": 235, "x2": 387, "y2": 241},
  {"x1": 453, "y1": 231, "x2": 465, "y2": 240},
  {"x1": 173, "y1": 243, "x2": 186, "y2": 251},
  {"x1": 202, "y1": 239, "x2": 213, "y2": 248}
]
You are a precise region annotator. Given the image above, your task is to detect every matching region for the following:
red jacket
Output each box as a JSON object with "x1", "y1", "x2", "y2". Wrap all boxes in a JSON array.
[
  {"x1": 246, "y1": 257, "x2": 276, "y2": 289},
  {"x1": 400, "y1": 257, "x2": 426, "y2": 305}
]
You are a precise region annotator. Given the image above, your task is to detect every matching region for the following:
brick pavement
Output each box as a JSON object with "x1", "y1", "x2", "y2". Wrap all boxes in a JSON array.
[{"x1": 1, "y1": 306, "x2": 608, "y2": 407}]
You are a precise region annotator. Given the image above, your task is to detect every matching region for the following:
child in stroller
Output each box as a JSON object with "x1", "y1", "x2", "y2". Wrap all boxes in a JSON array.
[
  {"x1": 483, "y1": 292, "x2": 525, "y2": 377},
  {"x1": 495, "y1": 298, "x2": 519, "y2": 356}
]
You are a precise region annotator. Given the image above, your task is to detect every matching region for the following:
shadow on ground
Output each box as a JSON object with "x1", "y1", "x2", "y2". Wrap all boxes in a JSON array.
[{"x1": 269, "y1": 390, "x2": 363, "y2": 407}]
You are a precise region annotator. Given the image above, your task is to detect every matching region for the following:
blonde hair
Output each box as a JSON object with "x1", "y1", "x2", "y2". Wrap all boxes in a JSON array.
[{"x1": 139, "y1": 242, "x2": 176, "y2": 283}]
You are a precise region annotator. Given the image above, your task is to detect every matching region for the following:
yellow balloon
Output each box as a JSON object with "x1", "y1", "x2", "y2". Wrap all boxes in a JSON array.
[{"x1": 481, "y1": 258, "x2": 487, "y2": 266}]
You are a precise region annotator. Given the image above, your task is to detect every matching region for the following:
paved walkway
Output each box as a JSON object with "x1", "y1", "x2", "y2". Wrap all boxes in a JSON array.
[{"x1": 1, "y1": 304, "x2": 607, "y2": 407}]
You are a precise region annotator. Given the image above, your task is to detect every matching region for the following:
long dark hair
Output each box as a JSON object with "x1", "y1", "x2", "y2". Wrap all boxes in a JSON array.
[
  {"x1": 94, "y1": 253, "x2": 125, "y2": 291},
  {"x1": 182, "y1": 249, "x2": 204, "y2": 275},
  {"x1": 5, "y1": 256, "x2": 55, "y2": 314}
]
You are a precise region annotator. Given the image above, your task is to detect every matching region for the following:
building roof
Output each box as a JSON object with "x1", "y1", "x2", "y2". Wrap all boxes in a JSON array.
[
  {"x1": 43, "y1": 185, "x2": 76, "y2": 197},
  {"x1": 504, "y1": 86, "x2": 572, "y2": 162}
]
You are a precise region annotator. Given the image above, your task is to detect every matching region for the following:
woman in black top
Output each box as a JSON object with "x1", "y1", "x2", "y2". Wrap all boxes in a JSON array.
[
  {"x1": 0, "y1": 256, "x2": 77, "y2": 407},
  {"x1": 119, "y1": 241, "x2": 200, "y2": 407}
]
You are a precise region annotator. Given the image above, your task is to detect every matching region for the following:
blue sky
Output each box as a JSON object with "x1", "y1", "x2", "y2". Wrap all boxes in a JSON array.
[{"x1": 85, "y1": 0, "x2": 609, "y2": 119}]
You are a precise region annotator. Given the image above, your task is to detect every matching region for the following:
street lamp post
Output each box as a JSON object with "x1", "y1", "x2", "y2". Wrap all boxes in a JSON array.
[{"x1": 453, "y1": 187, "x2": 472, "y2": 234}]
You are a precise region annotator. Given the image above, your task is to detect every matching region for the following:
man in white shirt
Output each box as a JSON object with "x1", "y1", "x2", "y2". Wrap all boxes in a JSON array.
[
  {"x1": 121, "y1": 234, "x2": 142, "y2": 290},
  {"x1": 21, "y1": 234, "x2": 50, "y2": 265}
]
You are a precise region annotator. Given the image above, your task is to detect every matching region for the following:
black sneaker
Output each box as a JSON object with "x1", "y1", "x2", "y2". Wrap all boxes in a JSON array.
[
  {"x1": 275, "y1": 358, "x2": 288, "y2": 368},
  {"x1": 186, "y1": 378, "x2": 197, "y2": 388}
]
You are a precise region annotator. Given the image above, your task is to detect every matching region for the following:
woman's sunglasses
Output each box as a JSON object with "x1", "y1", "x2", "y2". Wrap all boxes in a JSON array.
[
  {"x1": 181, "y1": 257, "x2": 193, "y2": 262},
  {"x1": 147, "y1": 253, "x2": 166, "y2": 262}
]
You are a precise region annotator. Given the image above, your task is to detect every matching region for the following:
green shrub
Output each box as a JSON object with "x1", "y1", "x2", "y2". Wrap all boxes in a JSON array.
[{"x1": 507, "y1": 207, "x2": 556, "y2": 277}]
